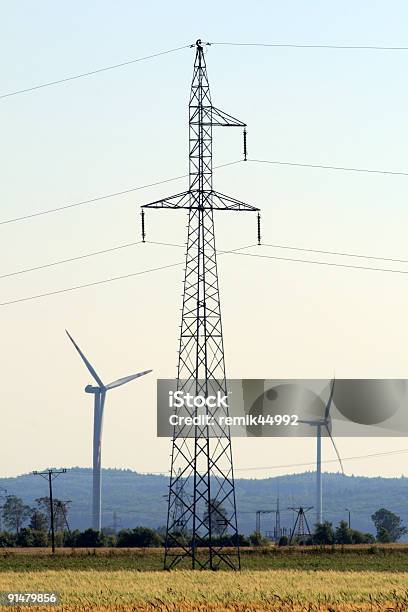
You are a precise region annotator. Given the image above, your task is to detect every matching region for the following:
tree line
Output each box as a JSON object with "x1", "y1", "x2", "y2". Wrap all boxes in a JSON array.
[{"x1": 0, "y1": 494, "x2": 405, "y2": 548}]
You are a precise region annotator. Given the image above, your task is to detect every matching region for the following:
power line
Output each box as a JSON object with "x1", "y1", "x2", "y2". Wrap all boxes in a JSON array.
[
  {"x1": 0, "y1": 161, "x2": 241, "y2": 226},
  {"x1": 3, "y1": 236, "x2": 408, "y2": 282},
  {"x1": 50, "y1": 447, "x2": 408, "y2": 477},
  {"x1": 146, "y1": 241, "x2": 408, "y2": 275},
  {"x1": 0, "y1": 241, "x2": 142, "y2": 280},
  {"x1": 0, "y1": 176, "x2": 187, "y2": 226},
  {"x1": 248, "y1": 158, "x2": 408, "y2": 177},
  {"x1": 2, "y1": 242, "x2": 408, "y2": 307},
  {"x1": 135, "y1": 447, "x2": 408, "y2": 475},
  {"x1": 2, "y1": 156, "x2": 406, "y2": 228},
  {"x1": 0, "y1": 44, "x2": 190, "y2": 100},
  {"x1": 262, "y1": 243, "x2": 408, "y2": 265},
  {"x1": 0, "y1": 244, "x2": 255, "y2": 307},
  {"x1": 3, "y1": 40, "x2": 406, "y2": 102},
  {"x1": 212, "y1": 41, "x2": 408, "y2": 51},
  {"x1": 235, "y1": 448, "x2": 408, "y2": 472},
  {"x1": 149, "y1": 239, "x2": 408, "y2": 266},
  {"x1": 0, "y1": 239, "x2": 233, "y2": 280},
  {"x1": 228, "y1": 249, "x2": 408, "y2": 275},
  {"x1": 0, "y1": 260, "x2": 184, "y2": 307}
]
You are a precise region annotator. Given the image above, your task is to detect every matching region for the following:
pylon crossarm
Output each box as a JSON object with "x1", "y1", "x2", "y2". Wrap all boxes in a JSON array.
[
  {"x1": 209, "y1": 106, "x2": 246, "y2": 128},
  {"x1": 211, "y1": 190, "x2": 259, "y2": 211},
  {"x1": 142, "y1": 190, "x2": 191, "y2": 209},
  {"x1": 190, "y1": 105, "x2": 246, "y2": 127},
  {"x1": 142, "y1": 190, "x2": 258, "y2": 211}
]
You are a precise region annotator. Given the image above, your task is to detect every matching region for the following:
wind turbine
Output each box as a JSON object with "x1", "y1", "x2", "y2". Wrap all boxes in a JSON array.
[
  {"x1": 66, "y1": 330, "x2": 152, "y2": 532},
  {"x1": 299, "y1": 379, "x2": 344, "y2": 526}
]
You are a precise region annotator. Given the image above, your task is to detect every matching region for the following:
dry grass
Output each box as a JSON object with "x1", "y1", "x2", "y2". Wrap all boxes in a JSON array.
[
  {"x1": 6, "y1": 543, "x2": 408, "y2": 554},
  {"x1": 1, "y1": 569, "x2": 408, "y2": 611},
  {"x1": 2, "y1": 548, "x2": 408, "y2": 610}
]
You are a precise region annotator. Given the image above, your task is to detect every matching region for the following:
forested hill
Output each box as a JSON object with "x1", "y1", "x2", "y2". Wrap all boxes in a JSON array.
[{"x1": 1, "y1": 468, "x2": 407, "y2": 537}]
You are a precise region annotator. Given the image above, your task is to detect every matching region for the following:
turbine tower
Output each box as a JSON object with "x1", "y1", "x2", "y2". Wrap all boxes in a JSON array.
[
  {"x1": 66, "y1": 330, "x2": 152, "y2": 531},
  {"x1": 141, "y1": 39, "x2": 259, "y2": 569},
  {"x1": 299, "y1": 379, "x2": 344, "y2": 525}
]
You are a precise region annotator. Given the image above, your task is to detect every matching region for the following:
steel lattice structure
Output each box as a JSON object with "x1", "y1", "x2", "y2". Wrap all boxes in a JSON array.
[
  {"x1": 142, "y1": 39, "x2": 259, "y2": 570},
  {"x1": 288, "y1": 506, "x2": 313, "y2": 544}
]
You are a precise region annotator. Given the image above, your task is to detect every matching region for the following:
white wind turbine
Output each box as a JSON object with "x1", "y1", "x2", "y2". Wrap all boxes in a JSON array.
[
  {"x1": 299, "y1": 379, "x2": 344, "y2": 526},
  {"x1": 66, "y1": 330, "x2": 152, "y2": 532}
]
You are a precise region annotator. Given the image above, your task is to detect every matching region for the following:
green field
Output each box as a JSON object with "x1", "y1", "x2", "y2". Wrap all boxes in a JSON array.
[{"x1": 1, "y1": 546, "x2": 408, "y2": 610}]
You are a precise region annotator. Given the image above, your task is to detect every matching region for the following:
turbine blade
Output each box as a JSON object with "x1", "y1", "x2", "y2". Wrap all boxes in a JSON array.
[
  {"x1": 65, "y1": 330, "x2": 104, "y2": 387},
  {"x1": 105, "y1": 369, "x2": 152, "y2": 390},
  {"x1": 324, "y1": 422, "x2": 344, "y2": 475},
  {"x1": 324, "y1": 378, "x2": 336, "y2": 420}
]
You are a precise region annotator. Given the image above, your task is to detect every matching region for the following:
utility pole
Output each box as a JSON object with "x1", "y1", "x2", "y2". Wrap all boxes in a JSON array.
[
  {"x1": 33, "y1": 469, "x2": 66, "y2": 553},
  {"x1": 345, "y1": 508, "x2": 351, "y2": 529},
  {"x1": 142, "y1": 39, "x2": 259, "y2": 570},
  {"x1": 275, "y1": 495, "x2": 281, "y2": 540},
  {"x1": 0, "y1": 488, "x2": 7, "y2": 531}
]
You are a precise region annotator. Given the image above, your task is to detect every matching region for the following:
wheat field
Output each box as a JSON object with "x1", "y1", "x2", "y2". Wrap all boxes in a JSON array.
[{"x1": 1, "y1": 548, "x2": 408, "y2": 610}]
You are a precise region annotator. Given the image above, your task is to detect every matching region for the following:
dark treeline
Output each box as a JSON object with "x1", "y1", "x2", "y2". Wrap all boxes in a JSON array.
[
  {"x1": 0, "y1": 522, "x2": 391, "y2": 548},
  {"x1": 0, "y1": 525, "x2": 373, "y2": 548},
  {"x1": 0, "y1": 495, "x2": 405, "y2": 548}
]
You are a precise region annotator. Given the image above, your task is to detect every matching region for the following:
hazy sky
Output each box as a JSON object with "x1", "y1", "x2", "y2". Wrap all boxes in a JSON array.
[{"x1": 2, "y1": 1, "x2": 408, "y2": 479}]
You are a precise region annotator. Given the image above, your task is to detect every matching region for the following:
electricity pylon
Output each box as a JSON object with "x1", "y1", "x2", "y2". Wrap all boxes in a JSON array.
[
  {"x1": 288, "y1": 506, "x2": 313, "y2": 544},
  {"x1": 142, "y1": 39, "x2": 259, "y2": 570},
  {"x1": 172, "y1": 468, "x2": 188, "y2": 531}
]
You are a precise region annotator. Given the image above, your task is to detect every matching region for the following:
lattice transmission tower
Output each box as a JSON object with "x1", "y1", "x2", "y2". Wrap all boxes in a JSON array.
[
  {"x1": 288, "y1": 506, "x2": 313, "y2": 544},
  {"x1": 172, "y1": 467, "x2": 188, "y2": 531},
  {"x1": 142, "y1": 39, "x2": 260, "y2": 570}
]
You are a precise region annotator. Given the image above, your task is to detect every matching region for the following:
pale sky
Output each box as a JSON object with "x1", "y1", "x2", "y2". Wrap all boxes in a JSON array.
[{"x1": 2, "y1": 1, "x2": 408, "y2": 478}]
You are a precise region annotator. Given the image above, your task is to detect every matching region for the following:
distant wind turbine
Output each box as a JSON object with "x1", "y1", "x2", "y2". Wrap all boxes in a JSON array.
[
  {"x1": 299, "y1": 379, "x2": 344, "y2": 526},
  {"x1": 66, "y1": 330, "x2": 152, "y2": 532}
]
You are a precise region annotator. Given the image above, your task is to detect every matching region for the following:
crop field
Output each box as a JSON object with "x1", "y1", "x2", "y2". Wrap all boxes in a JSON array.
[{"x1": 1, "y1": 546, "x2": 408, "y2": 611}]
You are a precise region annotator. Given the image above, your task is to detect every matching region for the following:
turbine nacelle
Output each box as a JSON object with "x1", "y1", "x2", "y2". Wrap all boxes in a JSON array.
[{"x1": 85, "y1": 385, "x2": 102, "y2": 394}]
